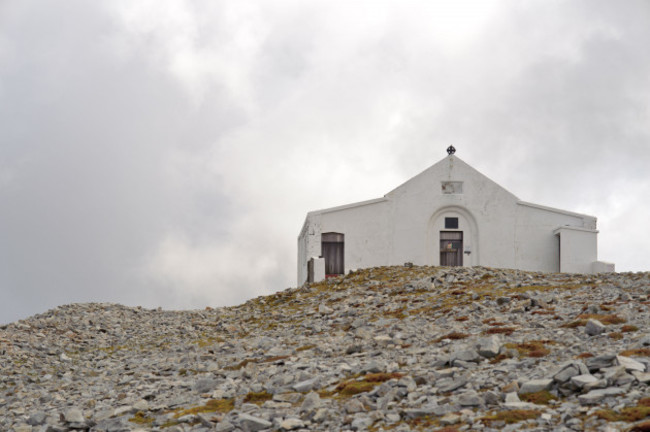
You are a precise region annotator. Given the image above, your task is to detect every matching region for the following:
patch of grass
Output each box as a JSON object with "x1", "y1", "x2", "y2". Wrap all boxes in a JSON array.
[
  {"x1": 364, "y1": 372, "x2": 403, "y2": 383},
  {"x1": 243, "y1": 391, "x2": 273, "y2": 404},
  {"x1": 455, "y1": 316, "x2": 469, "y2": 322},
  {"x1": 435, "y1": 332, "x2": 469, "y2": 342},
  {"x1": 620, "y1": 348, "x2": 650, "y2": 357},
  {"x1": 576, "y1": 352, "x2": 594, "y2": 359},
  {"x1": 296, "y1": 344, "x2": 316, "y2": 352},
  {"x1": 577, "y1": 314, "x2": 627, "y2": 325},
  {"x1": 561, "y1": 320, "x2": 587, "y2": 328},
  {"x1": 520, "y1": 390, "x2": 557, "y2": 405},
  {"x1": 489, "y1": 354, "x2": 508, "y2": 364},
  {"x1": 336, "y1": 380, "x2": 375, "y2": 396},
  {"x1": 172, "y1": 398, "x2": 234, "y2": 418},
  {"x1": 388, "y1": 307, "x2": 408, "y2": 319},
  {"x1": 481, "y1": 409, "x2": 541, "y2": 425},
  {"x1": 129, "y1": 411, "x2": 154, "y2": 425},
  {"x1": 332, "y1": 372, "x2": 403, "y2": 397},
  {"x1": 193, "y1": 336, "x2": 225, "y2": 347},
  {"x1": 503, "y1": 340, "x2": 551, "y2": 358},
  {"x1": 592, "y1": 398, "x2": 650, "y2": 423},
  {"x1": 224, "y1": 358, "x2": 257, "y2": 370},
  {"x1": 621, "y1": 325, "x2": 639, "y2": 332},
  {"x1": 594, "y1": 406, "x2": 650, "y2": 423},
  {"x1": 484, "y1": 327, "x2": 515, "y2": 336},
  {"x1": 609, "y1": 332, "x2": 623, "y2": 340},
  {"x1": 262, "y1": 355, "x2": 290, "y2": 363}
]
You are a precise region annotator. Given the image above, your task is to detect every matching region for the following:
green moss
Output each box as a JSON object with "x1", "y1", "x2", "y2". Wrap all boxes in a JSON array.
[
  {"x1": 172, "y1": 398, "x2": 234, "y2": 418},
  {"x1": 481, "y1": 409, "x2": 541, "y2": 425},
  {"x1": 593, "y1": 398, "x2": 650, "y2": 423},
  {"x1": 193, "y1": 336, "x2": 225, "y2": 347},
  {"x1": 337, "y1": 381, "x2": 376, "y2": 396},
  {"x1": 330, "y1": 372, "x2": 404, "y2": 397},
  {"x1": 128, "y1": 411, "x2": 154, "y2": 425},
  {"x1": 594, "y1": 406, "x2": 650, "y2": 422}
]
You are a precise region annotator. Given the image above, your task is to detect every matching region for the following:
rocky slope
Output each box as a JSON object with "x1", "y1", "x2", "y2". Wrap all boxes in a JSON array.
[{"x1": 2, "y1": 266, "x2": 650, "y2": 432}]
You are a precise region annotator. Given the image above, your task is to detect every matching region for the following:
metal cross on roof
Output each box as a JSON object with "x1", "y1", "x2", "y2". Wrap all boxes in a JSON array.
[{"x1": 447, "y1": 145, "x2": 456, "y2": 155}]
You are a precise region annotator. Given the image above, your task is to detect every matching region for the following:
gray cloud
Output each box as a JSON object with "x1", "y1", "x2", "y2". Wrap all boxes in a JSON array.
[{"x1": 1, "y1": 0, "x2": 649, "y2": 324}]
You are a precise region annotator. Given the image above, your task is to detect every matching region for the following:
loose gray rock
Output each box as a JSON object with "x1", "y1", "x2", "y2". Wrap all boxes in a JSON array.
[
  {"x1": 62, "y1": 408, "x2": 85, "y2": 424},
  {"x1": 477, "y1": 336, "x2": 501, "y2": 358},
  {"x1": 3, "y1": 267, "x2": 650, "y2": 432},
  {"x1": 238, "y1": 413, "x2": 273, "y2": 431},
  {"x1": 616, "y1": 355, "x2": 646, "y2": 372},
  {"x1": 578, "y1": 387, "x2": 626, "y2": 405},
  {"x1": 292, "y1": 377, "x2": 319, "y2": 392},
  {"x1": 518, "y1": 379, "x2": 553, "y2": 394},
  {"x1": 300, "y1": 391, "x2": 321, "y2": 413},
  {"x1": 279, "y1": 417, "x2": 304, "y2": 430},
  {"x1": 570, "y1": 374, "x2": 598, "y2": 388},
  {"x1": 585, "y1": 319, "x2": 606, "y2": 336}
]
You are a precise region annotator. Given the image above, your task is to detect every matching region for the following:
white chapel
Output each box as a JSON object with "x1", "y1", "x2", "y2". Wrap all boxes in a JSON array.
[{"x1": 297, "y1": 148, "x2": 614, "y2": 284}]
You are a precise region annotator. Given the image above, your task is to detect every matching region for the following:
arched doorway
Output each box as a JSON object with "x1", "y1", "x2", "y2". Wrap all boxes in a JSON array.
[{"x1": 427, "y1": 206, "x2": 479, "y2": 267}]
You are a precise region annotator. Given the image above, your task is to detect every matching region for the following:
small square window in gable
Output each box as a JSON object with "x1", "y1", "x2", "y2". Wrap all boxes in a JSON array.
[
  {"x1": 445, "y1": 217, "x2": 459, "y2": 229},
  {"x1": 442, "y1": 181, "x2": 463, "y2": 194}
]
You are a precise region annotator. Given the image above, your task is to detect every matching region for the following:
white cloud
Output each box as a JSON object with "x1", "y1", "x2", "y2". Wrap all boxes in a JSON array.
[{"x1": 1, "y1": 0, "x2": 649, "y2": 324}]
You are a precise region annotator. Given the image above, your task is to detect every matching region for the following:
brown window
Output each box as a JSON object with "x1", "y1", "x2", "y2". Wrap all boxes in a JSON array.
[
  {"x1": 322, "y1": 232, "x2": 344, "y2": 276},
  {"x1": 440, "y1": 231, "x2": 463, "y2": 266}
]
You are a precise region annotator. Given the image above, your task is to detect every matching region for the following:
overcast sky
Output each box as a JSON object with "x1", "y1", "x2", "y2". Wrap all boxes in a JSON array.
[{"x1": 1, "y1": 0, "x2": 649, "y2": 324}]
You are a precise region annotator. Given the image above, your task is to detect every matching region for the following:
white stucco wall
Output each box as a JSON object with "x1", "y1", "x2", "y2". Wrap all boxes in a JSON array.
[
  {"x1": 554, "y1": 226, "x2": 598, "y2": 274},
  {"x1": 297, "y1": 155, "x2": 609, "y2": 285},
  {"x1": 514, "y1": 203, "x2": 593, "y2": 272}
]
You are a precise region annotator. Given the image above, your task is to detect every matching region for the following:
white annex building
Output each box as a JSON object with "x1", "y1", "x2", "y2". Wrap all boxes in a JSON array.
[{"x1": 298, "y1": 148, "x2": 614, "y2": 284}]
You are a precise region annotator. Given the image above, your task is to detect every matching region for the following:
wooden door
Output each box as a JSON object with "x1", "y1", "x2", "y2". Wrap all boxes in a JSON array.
[
  {"x1": 322, "y1": 232, "x2": 344, "y2": 276},
  {"x1": 440, "y1": 231, "x2": 463, "y2": 266}
]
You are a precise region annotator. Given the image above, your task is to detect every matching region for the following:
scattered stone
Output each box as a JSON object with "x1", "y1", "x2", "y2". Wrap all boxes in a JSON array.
[
  {"x1": 570, "y1": 374, "x2": 599, "y2": 388},
  {"x1": 578, "y1": 387, "x2": 626, "y2": 405},
  {"x1": 518, "y1": 379, "x2": 553, "y2": 394},
  {"x1": 300, "y1": 391, "x2": 321, "y2": 413},
  {"x1": 440, "y1": 412, "x2": 461, "y2": 425},
  {"x1": 238, "y1": 413, "x2": 273, "y2": 431},
  {"x1": 2, "y1": 266, "x2": 650, "y2": 432},
  {"x1": 351, "y1": 416, "x2": 373, "y2": 430},
  {"x1": 279, "y1": 417, "x2": 304, "y2": 430},
  {"x1": 585, "y1": 319, "x2": 606, "y2": 336},
  {"x1": 62, "y1": 408, "x2": 85, "y2": 424},
  {"x1": 477, "y1": 335, "x2": 501, "y2": 358},
  {"x1": 318, "y1": 304, "x2": 333, "y2": 315},
  {"x1": 616, "y1": 355, "x2": 646, "y2": 372},
  {"x1": 292, "y1": 377, "x2": 319, "y2": 392}
]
